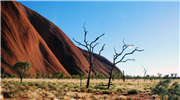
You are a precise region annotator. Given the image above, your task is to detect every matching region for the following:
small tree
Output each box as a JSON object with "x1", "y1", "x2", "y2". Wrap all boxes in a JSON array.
[
  {"x1": 73, "y1": 25, "x2": 105, "y2": 88},
  {"x1": 174, "y1": 73, "x2": 178, "y2": 79},
  {"x1": 13, "y1": 62, "x2": 31, "y2": 83},
  {"x1": 157, "y1": 73, "x2": 162, "y2": 79},
  {"x1": 107, "y1": 40, "x2": 143, "y2": 89},
  {"x1": 79, "y1": 73, "x2": 83, "y2": 87},
  {"x1": 122, "y1": 70, "x2": 126, "y2": 82}
]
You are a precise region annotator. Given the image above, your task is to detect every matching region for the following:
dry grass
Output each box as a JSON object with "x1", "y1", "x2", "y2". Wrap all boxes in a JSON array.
[{"x1": 1, "y1": 78, "x2": 180, "y2": 100}]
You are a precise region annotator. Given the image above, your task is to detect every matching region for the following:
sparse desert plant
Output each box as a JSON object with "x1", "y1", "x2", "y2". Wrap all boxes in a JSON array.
[
  {"x1": 54, "y1": 72, "x2": 65, "y2": 79},
  {"x1": 168, "y1": 82, "x2": 180, "y2": 100},
  {"x1": 151, "y1": 79, "x2": 171, "y2": 100},
  {"x1": 122, "y1": 70, "x2": 126, "y2": 82},
  {"x1": 128, "y1": 89, "x2": 139, "y2": 95},
  {"x1": 143, "y1": 66, "x2": 147, "y2": 81},
  {"x1": 102, "y1": 90, "x2": 112, "y2": 94},
  {"x1": 95, "y1": 72, "x2": 106, "y2": 79},
  {"x1": 2, "y1": 78, "x2": 174, "y2": 99},
  {"x1": 73, "y1": 24, "x2": 105, "y2": 88},
  {"x1": 94, "y1": 84, "x2": 106, "y2": 90},
  {"x1": 90, "y1": 94, "x2": 97, "y2": 100},
  {"x1": 116, "y1": 88, "x2": 123, "y2": 93},
  {"x1": 107, "y1": 40, "x2": 144, "y2": 89},
  {"x1": 12, "y1": 62, "x2": 31, "y2": 83}
]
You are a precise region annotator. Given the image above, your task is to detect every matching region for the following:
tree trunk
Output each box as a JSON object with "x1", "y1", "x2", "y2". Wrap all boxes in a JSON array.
[
  {"x1": 80, "y1": 75, "x2": 82, "y2": 87},
  {"x1": 122, "y1": 71, "x2": 125, "y2": 82},
  {"x1": 86, "y1": 53, "x2": 93, "y2": 88},
  {"x1": 20, "y1": 74, "x2": 23, "y2": 84},
  {"x1": 107, "y1": 67, "x2": 113, "y2": 89}
]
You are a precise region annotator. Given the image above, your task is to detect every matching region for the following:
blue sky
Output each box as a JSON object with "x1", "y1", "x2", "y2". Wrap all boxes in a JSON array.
[{"x1": 19, "y1": 1, "x2": 179, "y2": 76}]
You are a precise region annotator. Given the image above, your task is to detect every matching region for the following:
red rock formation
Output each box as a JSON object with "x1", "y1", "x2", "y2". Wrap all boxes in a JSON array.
[
  {"x1": 1, "y1": 1, "x2": 120, "y2": 77},
  {"x1": 1, "y1": 1, "x2": 88, "y2": 76}
]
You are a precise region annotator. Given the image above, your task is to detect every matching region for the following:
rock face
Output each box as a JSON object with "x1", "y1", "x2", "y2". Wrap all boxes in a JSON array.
[{"x1": 1, "y1": 1, "x2": 120, "y2": 77}]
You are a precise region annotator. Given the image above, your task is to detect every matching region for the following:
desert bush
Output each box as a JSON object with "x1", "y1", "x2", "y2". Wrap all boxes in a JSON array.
[
  {"x1": 90, "y1": 95, "x2": 97, "y2": 100},
  {"x1": 116, "y1": 88, "x2": 123, "y2": 93},
  {"x1": 94, "y1": 84, "x2": 107, "y2": 90},
  {"x1": 151, "y1": 79, "x2": 171, "y2": 100},
  {"x1": 168, "y1": 82, "x2": 180, "y2": 100},
  {"x1": 128, "y1": 89, "x2": 139, "y2": 94},
  {"x1": 87, "y1": 88, "x2": 97, "y2": 93},
  {"x1": 94, "y1": 72, "x2": 107, "y2": 79},
  {"x1": 102, "y1": 90, "x2": 112, "y2": 94},
  {"x1": 54, "y1": 72, "x2": 64, "y2": 78},
  {"x1": 1, "y1": 73, "x2": 16, "y2": 78}
]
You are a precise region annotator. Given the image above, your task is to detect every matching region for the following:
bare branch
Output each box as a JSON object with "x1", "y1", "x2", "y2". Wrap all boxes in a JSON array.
[
  {"x1": 114, "y1": 48, "x2": 118, "y2": 55},
  {"x1": 83, "y1": 25, "x2": 89, "y2": 45},
  {"x1": 143, "y1": 66, "x2": 147, "y2": 75},
  {"x1": 99, "y1": 44, "x2": 105, "y2": 55},
  {"x1": 121, "y1": 59, "x2": 135, "y2": 62},
  {"x1": 73, "y1": 38, "x2": 86, "y2": 47},
  {"x1": 90, "y1": 34, "x2": 104, "y2": 46},
  {"x1": 122, "y1": 40, "x2": 134, "y2": 50},
  {"x1": 92, "y1": 42, "x2": 99, "y2": 50},
  {"x1": 115, "y1": 47, "x2": 144, "y2": 65},
  {"x1": 113, "y1": 44, "x2": 128, "y2": 61}
]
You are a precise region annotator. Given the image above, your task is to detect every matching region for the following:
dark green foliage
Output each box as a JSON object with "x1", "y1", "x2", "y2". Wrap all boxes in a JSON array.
[
  {"x1": 94, "y1": 83, "x2": 107, "y2": 90},
  {"x1": 168, "y1": 95, "x2": 179, "y2": 100},
  {"x1": 168, "y1": 82, "x2": 180, "y2": 100},
  {"x1": 94, "y1": 72, "x2": 107, "y2": 79},
  {"x1": 114, "y1": 73, "x2": 122, "y2": 79},
  {"x1": 163, "y1": 74, "x2": 169, "y2": 79},
  {"x1": 128, "y1": 89, "x2": 139, "y2": 94},
  {"x1": 152, "y1": 79, "x2": 171, "y2": 98},
  {"x1": 12, "y1": 62, "x2": 31, "y2": 83},
  {"x1": 54, "y1": 72, "x2": 64, "y2": 79},
  {"x1": 152, "y1": 79, "x2": 180, "y2": 99},
  {"x1": 1, "y1": 73, "x2": 15, "y2": 78},
  {"x1": 122, "y1": 71, "x2": 125, "y2": 82},
  {"x1": 102, "y1": 90, "x2": 112, "y2": 94}
]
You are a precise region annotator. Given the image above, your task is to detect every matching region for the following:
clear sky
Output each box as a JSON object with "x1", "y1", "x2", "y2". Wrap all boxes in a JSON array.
[{"x1": 19, "y1": 1, "x2": 179, "y2": 76}]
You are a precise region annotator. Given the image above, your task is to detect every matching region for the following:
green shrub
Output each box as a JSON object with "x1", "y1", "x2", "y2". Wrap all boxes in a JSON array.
[
  {"x1": 94, "y1": 72, "x2": 107, "y2": 79},
  {"x1": 94, "y1": 85, "x2": 106, "y2": 90},
  {"x1": 168, "y1": 82, "x2": 180, "y2": 100},
  {"x1": 116, "y1": 88, "x2": 123, "y2": 93},
  {"x1": 151, "y1": 79, "x2": 174, "y2": 99},
  {"x1": 102, "y1": 90, "x2": 112, "y2": 94},
  {"x1": 128, "y1": 89, "x2": 139, "y2": 94},
  {"x1": 151, "y1": 79, "x2": 170, "y2": 95},
  {"x1": 54, "y1": 72, "x2": 64, "y2": 79}
]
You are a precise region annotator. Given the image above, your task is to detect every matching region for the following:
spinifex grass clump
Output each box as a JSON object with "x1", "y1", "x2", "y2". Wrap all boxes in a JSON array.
[
  {"x1": 151, "y1": 79, "x2": 180, "y2": 100},
  {"x1": 168, "y1": 82, "x2": 180, "y2": 100},
  {"x1": 151, "y1": 79, "x2": 171, "y2": 100}
]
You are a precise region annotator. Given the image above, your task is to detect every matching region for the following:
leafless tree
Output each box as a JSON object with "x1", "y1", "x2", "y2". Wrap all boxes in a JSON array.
[
  {"x1": 107, "y1": 40, "x2": 144, "y2": 89},
  {"x1": 73, "y1": 25, "x2": 105, "y2": 88},
  {"x1": 143, "y1": 66, "x2": 147, "y2": 81},
  {"x1": 99, "y1": 44, "x2": 105, "y2": 55}
]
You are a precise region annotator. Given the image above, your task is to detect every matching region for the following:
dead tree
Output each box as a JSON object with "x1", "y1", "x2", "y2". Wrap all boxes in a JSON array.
[
  {"x1": 107, "y1": 40, "x2": 144, "y2": 89},
  {"x1": 99, "y1": 44, "x2": 105, "y2": 55},
  {"x1": 143, "y1": 66, "x2": 147, "y2": 81},
  {"x1": 73, "y1": 25, "x2": 104, "y2": 88}
]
